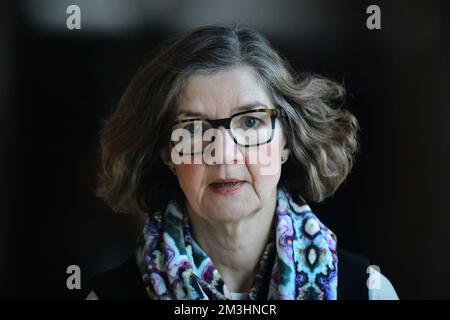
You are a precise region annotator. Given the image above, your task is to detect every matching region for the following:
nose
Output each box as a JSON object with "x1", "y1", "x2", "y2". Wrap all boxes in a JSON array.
[{"x1": 206, "y1": 127, "x2": 244, "y2": 165}]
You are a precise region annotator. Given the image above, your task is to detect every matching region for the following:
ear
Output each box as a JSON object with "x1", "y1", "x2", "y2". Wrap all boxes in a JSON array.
[{"x1": 280, "y1": 140, "x2": 291, "y2": 164}]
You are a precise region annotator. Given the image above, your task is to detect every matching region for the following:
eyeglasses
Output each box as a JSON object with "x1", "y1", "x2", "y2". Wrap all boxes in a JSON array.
[{"x1": 171, "y1": 108, "x2": 279, "y2": 155}]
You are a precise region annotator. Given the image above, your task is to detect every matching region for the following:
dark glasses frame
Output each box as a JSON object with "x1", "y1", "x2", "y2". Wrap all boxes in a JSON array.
[{"x1": 170, "y1": 108, "x2": 280, "y2": 152}]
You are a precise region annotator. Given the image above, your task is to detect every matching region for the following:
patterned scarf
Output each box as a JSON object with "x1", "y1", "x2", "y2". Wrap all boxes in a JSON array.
[{"x1": 135, "y1": 188, "x2": 338, "y2": 300}]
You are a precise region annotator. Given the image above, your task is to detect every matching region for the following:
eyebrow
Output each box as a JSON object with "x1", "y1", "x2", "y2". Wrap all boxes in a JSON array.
[{"x1": 176, "y1": 102, "x2": 269, "y2": 119}]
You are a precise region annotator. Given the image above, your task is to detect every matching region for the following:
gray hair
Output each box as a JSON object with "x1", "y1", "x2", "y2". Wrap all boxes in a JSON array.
[{"x1": 96, "y1": 24, "x2": 359, "y2": 213}]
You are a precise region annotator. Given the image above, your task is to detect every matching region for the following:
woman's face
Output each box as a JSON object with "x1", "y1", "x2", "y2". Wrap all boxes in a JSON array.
[{"x1": 166, "y1": 65, "x2": 289, "y2": 223}]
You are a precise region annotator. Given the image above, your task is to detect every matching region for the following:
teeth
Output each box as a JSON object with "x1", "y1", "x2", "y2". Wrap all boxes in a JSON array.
[
  {"x1": 216, "y1": 182, "x2": 239, "y2": 186},
  {"x1": 223, "y1": 182, "x2": 238, "y2": 186}
]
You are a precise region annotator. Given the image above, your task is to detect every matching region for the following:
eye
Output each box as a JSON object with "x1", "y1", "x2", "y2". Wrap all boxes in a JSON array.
[
  {"x1": 184, "y1": 122, "x2": 203, "y2": 135},
  {"x1": 242, "y1": 116, "x2": 260, "y2": 129}
]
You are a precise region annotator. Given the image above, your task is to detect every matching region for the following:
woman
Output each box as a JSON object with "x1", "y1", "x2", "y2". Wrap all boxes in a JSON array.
[{"x1": 87, "y1": 25, "x2": 398, "y2": 300}]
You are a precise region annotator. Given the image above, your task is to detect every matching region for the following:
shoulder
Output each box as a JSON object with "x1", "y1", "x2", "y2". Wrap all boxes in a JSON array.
[
  {"x1": 337, "y1": 248, "x2": 399, "y2": 300},
  {"x1": 367, "y1": 266, "x2": 399, "y2": 300},
  {"x1": 86, "y1": 254, "x2": 148, "y2": 300}
]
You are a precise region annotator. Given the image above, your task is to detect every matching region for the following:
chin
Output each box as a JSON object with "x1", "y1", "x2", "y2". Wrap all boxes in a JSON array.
[{"x1": 208, "y1": 203, "x2": 255, "y2": 223}]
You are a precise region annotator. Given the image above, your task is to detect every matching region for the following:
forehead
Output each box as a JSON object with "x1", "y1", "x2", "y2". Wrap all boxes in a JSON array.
[{"x1": 176, "y1": 66, "x2": 272, "y2": 115}]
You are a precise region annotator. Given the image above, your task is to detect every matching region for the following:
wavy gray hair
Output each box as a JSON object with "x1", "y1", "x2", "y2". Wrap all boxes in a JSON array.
[{"x1": 96, "y1": 24, "x2": 359, "y2": 213}]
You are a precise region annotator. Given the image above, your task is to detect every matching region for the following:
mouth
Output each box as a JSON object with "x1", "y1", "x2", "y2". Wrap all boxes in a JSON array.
[{"x1": 209, "y1": 179, "x2": 246, "y2": 195}]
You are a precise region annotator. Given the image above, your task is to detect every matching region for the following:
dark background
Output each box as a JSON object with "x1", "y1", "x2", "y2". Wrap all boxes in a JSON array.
[{"x1": 1, "y1": 0, "x2": 449, "y2": 299}]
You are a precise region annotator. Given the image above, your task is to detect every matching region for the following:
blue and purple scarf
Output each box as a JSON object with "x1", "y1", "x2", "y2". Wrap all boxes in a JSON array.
[{"x1": 135, "y1": 188, "x2": 338, "y2": 299}]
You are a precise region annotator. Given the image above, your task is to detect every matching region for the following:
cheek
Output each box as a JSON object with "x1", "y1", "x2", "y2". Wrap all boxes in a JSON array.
[
  {"x1": 174, "y1": 164, "x2": 209, "y2": 202},
  {"x1": 243, "y1": 134, "x2": 283, "y2": 189}
]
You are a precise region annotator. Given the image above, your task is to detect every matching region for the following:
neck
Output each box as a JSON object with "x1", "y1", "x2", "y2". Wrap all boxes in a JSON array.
[{"x1": 187, "y1": 192, "x2": 277, "y2": 293}]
